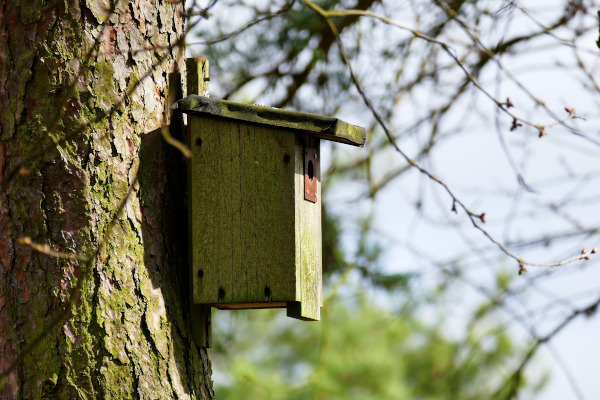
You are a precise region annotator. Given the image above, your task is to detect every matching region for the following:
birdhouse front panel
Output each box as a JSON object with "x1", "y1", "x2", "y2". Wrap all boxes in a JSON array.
[
  {"x1": 187, "y1": 115, "x2": 322, "y2": 320},
  {"x1": 175, "y1": 95, "x2": 365, "y2": 322}
]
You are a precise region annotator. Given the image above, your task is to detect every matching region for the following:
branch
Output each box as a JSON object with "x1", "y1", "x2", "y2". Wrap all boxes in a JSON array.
[
  {"x1": 299, "y1": 0, "x2": 598, "y2": 270},
  {"x1": 434, "y1": 0, "x2": 599, "y2": 145},
  {"x1": 17, "y1": 237, "x2": 91, "y2": 262},
  {"x1": 494, "y1": 295, "x2": 600, "y2": 399},
  {"x1": 187, "y1": 0, "x2": 296, "y2": 47}
]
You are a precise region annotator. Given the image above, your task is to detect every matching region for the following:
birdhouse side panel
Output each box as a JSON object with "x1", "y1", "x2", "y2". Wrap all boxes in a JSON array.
[{"x1": 290, "y1": 135, "x2": 322, "y2": 321}]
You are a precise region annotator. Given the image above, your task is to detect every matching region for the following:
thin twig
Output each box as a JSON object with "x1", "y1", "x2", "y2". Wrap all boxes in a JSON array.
[
  {"x1": 187, "y1": 0, "x2": 296, "y2": 47},
  {"x1": 299, "y1": 0, "x2": 597, "y2": 269}
]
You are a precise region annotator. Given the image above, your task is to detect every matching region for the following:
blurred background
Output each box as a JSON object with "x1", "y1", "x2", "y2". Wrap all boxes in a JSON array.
[{"x1": 186, "y1": 1, "x2": 600, "y2": 398}]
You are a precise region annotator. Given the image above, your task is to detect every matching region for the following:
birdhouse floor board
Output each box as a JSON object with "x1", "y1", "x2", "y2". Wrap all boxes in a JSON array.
[{"x1": 212, "y1": 302, "x2": 287, "y2": 310}]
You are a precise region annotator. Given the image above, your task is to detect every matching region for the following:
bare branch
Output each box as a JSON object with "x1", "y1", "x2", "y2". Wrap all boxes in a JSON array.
[{"x1": 300, "y1": 0, "x2": 597, "y2": 270}]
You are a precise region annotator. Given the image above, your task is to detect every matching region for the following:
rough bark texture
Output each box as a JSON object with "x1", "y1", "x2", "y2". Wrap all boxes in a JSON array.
[{"x1": 0, "y1": 1, "x2": 213, "y2": 399}]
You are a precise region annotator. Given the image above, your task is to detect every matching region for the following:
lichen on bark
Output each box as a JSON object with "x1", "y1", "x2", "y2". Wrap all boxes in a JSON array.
[{"x1": 0, "y1": 1, "x2": 213, "y2": 399}]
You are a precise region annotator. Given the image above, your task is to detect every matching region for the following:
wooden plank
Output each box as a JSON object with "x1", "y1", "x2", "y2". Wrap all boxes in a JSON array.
[
  {"x1": 255, "y1": 125, "x2": 296, "y2": 303},
  {"x1": 174, "y1": 95, "x2": 366, "y2": 147},
  {"x1": 213, "y1": 302, "x2": 287, "y2": 310},
  {"x1": 187, "y1": 57, "x2": 212, "y2": 348},
  {"x1": 185, "y1": 57, "x2": 209, "y2": 96},
  {"x1": 190, "y1": 305, "x2": 211, "y2": 348},
  {"x1": 253, "y1": 126, "x2": 275, "y2": 302},
  {"x1": 240, "y1": 124, "x2": 297, "y2": 303},
  {"x1": 191, "y1": 115, "x2": 222, "y2": 304},
  {"x1": 293, "y1": 137, "x2": 303, "y2": 307},
  {"x1": 288, "y1": 134, "x2": 322, "y2": 321}
]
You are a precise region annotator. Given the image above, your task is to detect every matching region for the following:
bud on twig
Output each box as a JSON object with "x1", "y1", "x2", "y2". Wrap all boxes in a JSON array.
[
  {"x1": 518, "y1": 265, "x2": 528, "y2": 275},
  {"x1": 537, "y1": 126, "x2": 547, "y2": 138},
  {"x1": 510, "y1": 118, "x2": 523, "y2": 131}
]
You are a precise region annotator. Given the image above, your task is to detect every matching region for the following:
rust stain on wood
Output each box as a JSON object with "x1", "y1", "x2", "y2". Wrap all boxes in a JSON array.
[{"x1": 304, "y1": 137, "x2": 319, "y2": 203}]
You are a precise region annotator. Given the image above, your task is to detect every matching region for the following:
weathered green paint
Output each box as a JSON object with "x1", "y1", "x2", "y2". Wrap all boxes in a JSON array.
[
  {"x1": 185, "y1": 58, "x2": 210, "y2": 97},
  {"x1": 253, "y1": 124, "x2": 296, "y2": 304},
  {"x1": 174, "y1": 95, "x2": 366, "y2": 147}
]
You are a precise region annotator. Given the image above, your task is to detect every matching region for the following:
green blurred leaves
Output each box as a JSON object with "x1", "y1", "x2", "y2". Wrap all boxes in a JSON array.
[{"x1": 212, "y1": 295, "x2": 532, "y2": 400}]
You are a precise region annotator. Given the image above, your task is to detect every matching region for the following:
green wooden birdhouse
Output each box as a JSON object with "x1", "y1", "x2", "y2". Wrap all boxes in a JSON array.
[{"x1": 174, "y1": 95, "x2": 365, "y2": 345}]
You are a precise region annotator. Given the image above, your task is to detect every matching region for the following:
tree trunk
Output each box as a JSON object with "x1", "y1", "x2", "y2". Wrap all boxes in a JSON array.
[{"x1": 0, "y1": 1, "x2": 213, "y2": 398}]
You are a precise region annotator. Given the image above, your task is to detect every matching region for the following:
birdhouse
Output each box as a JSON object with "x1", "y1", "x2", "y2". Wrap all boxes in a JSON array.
[{"x1": 173, "y1": 95, "x2": 365, "y2": 345}]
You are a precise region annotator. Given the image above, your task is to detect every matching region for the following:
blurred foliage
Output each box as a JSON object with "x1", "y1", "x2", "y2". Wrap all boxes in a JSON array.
[
  {"x1": 322, "y1": 207, "x2": 413, "y2": 292},
  {"x1": 211, "y1": 295, "x2": 543, "y2": 400}
]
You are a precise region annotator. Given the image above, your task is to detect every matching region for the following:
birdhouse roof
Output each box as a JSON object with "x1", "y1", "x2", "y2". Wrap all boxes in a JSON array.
[{"x1": 173, "y1": 95, "x2": 366, "y2": 147}]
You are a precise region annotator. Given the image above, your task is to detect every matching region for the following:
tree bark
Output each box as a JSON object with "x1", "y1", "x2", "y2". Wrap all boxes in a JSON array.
[{"x1": 0, "y1": 1, "x2": 213, "y2": 398}]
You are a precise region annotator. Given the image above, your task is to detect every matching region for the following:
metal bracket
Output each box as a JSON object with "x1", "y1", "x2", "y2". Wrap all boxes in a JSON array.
[{"x1": 304, "y1": 137, "x2": 319, "y2": 203}]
